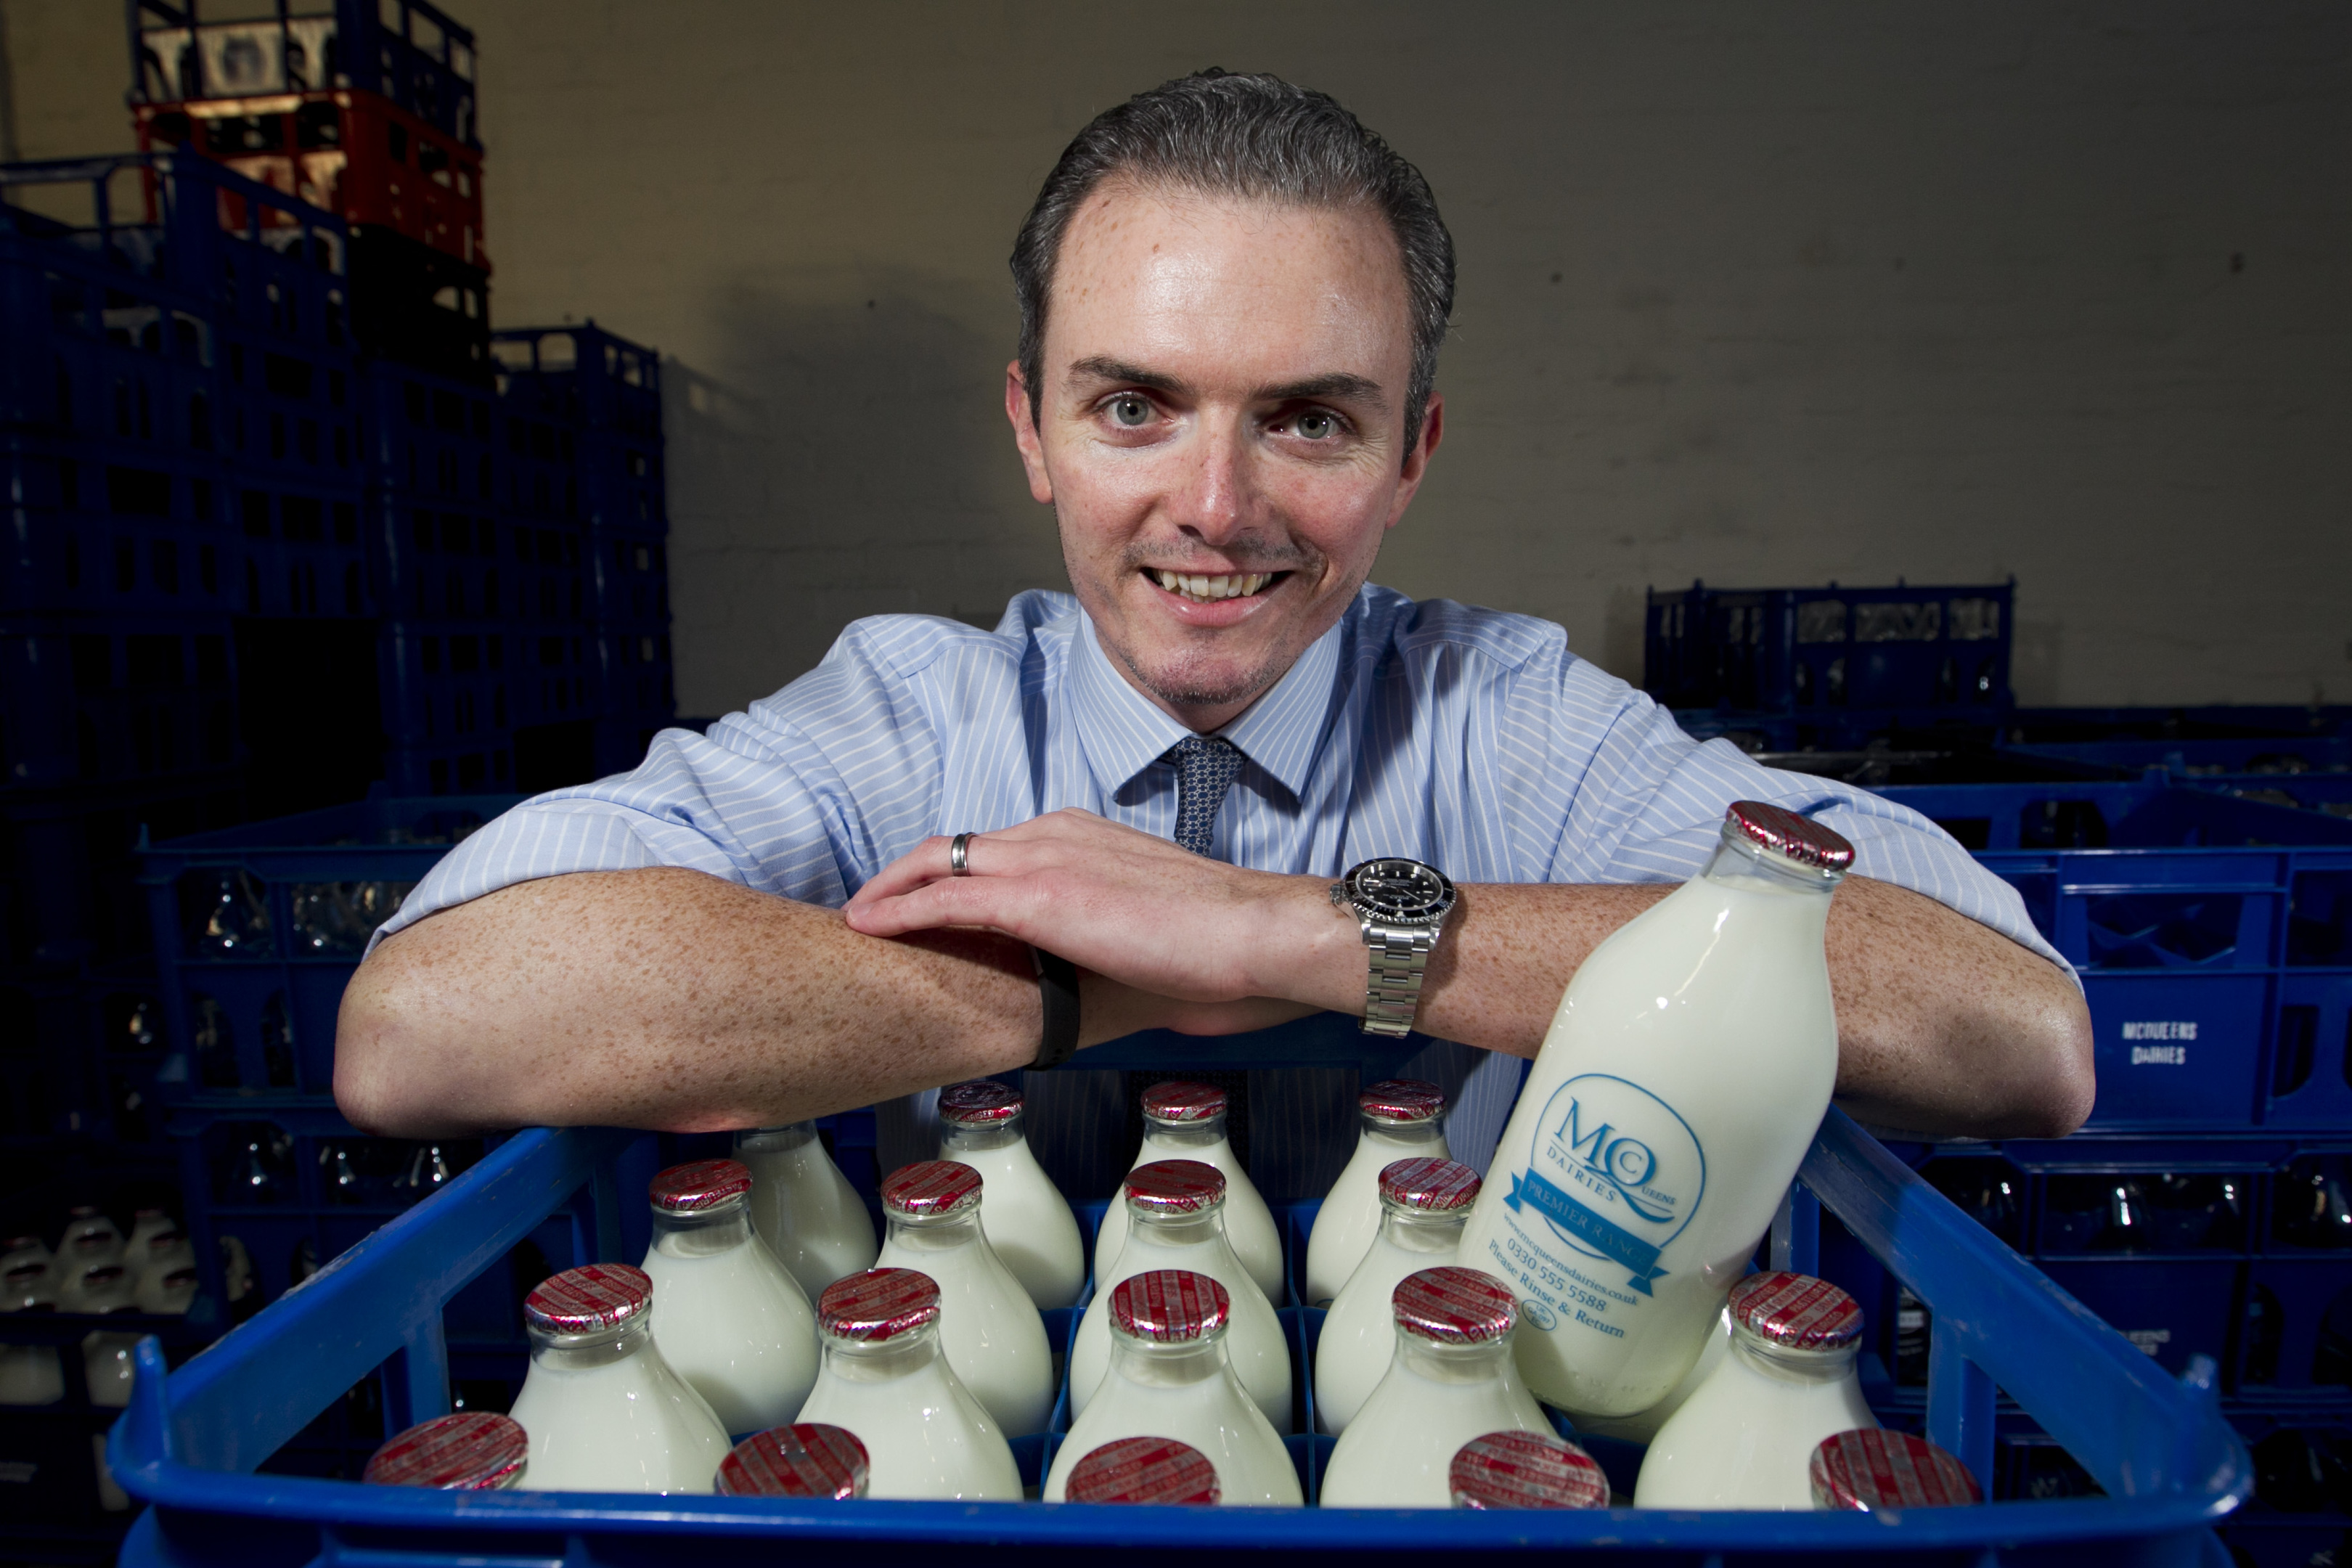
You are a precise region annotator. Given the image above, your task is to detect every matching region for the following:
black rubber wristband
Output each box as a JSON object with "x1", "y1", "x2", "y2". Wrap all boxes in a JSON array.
[{"x1": 1029, "y1": 947, "x2": 1081, "y2": 1071}]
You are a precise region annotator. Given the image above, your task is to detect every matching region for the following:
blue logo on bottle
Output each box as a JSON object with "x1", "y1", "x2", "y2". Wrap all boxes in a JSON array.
[{"x1": 1504, "y1": 1074, "x2": 1705, "y2": 1297}]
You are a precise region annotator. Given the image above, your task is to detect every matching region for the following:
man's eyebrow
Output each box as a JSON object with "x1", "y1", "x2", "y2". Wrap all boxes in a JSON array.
[
  {"x1": 1254, "y1": 372, "x2": 1387, "y2": 407},
  {"x1": 1066, "y1": 356, "x2": 1187, "y2": 395}
]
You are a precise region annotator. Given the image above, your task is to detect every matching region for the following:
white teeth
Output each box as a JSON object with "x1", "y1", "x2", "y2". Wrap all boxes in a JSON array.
[{"x1": 1151, "y1": 569, "x2": 1275, "y2": 602}]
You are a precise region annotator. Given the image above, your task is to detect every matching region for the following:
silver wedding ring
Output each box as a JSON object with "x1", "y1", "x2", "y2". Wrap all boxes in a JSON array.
[{"x1": 950, "y1": 833, "x2": 974, "y2": 876}]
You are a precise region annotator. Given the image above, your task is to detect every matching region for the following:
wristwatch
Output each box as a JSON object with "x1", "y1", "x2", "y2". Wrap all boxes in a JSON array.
[{"x1": 1329, "y1": 858, "x2": 1457, "y2": 1037}]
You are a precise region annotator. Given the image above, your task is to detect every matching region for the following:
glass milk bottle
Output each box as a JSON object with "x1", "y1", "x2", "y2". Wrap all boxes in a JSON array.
[
  {"x1": 936, "y1": 1080, "x2": 1084, "y2": 1309},
  {"x1": 735, "y1": 1122, "x2": 878, "y2": 1300},
  {"x1": 1568, "y1": 1304, "x2": 1732, "y2": 1447},
  {"x1": 1046, "y1": 1271, "x2": 1300, "y2": 1506},
  {"x1": 1073, "y1": 1161, "x2": 1291, "y2": 1431},
  {"x1": 0, "y1": 1259, "x2": 65, "y2": 1407},
  {"x1": 1635, "y1": 1272, "x2": 1877, "y2": 1509},
  {"x1": 1461, "y1": 801, "x2": 1853, "y2": 1417},
  {"x1": 1093, "y1": 1082, "x2": 1282, "y2": 1303},
  {"x1": 1320, "y1": 1267, "x2": 1552, "y2": 1508},
  {"x1": 714, "y1": 1423, "x2": 869, "y2": 1499},
  {"x1": 507, "y1": 1263, "x2": 731, "y2": 1493},
  {"x1": 796, "y1": 1267, "x2": 1021, "y2": 1500},
  {"x1": 1316, "y1": 1156, "x2": 1487, "y2": 1435},
  {"x1": 637, "y1": 1159, "x2": 820, "y2": 1434},
  {"x1": 873, "y1": 1160, "x2": 1055, "y2": 1435},
  {"x1": 1810, "y1": 1428, "x2": 1982, "y2": 1511},
  {"x1": 1062, "y1": 1435, "x2": 1223, "y2": 1505},
  {"x1": 1304, "y1": 1079, "x2": 1449, "y2": 1305},
  {"x1": 1450, "y1": 1430, "x2": 1612, "y2": 1510},
  {"x1": 61, "y1": 1208, "x2": 122, "y2": 1264},
  {"x1": 363, "y1": 1411, "x2": 528, "y2": 1490}
]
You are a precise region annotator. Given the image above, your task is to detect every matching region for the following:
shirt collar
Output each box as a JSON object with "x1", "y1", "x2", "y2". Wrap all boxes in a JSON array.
[{"x1": 1066, "y1": 606, "x2": 1350, "y2": 803}]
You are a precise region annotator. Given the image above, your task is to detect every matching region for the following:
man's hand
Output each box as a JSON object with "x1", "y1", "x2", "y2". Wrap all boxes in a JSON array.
[{"x1": 842, "y1": 809, "x2": 1359, "y2": 1012}]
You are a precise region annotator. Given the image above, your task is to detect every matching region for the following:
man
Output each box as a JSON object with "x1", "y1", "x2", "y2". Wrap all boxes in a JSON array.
[{"x1": 335, "y1": 72, "x2": 2093, "y2": 1188}]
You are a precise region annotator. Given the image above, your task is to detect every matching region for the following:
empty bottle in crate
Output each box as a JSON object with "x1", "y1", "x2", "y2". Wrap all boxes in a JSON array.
[
  {"x1": 1320, "y1": 1267, "x2": 1551, "y2": 1508},
  {"x1": 871, "y1": 1161, "x2": 1053, "y2": 1436},
  {"x1": 1316, "y1": 1156, "x2": 1480, "y2": 1436},
  {"x1": 934, "y1": 1079, "x2": 1084, "y2": 1309},
  {"x1": 507, "y1": 1263, "x2": 729, "y2": 1495},
  {"x1": 714, "y1": 1424, "x2": 868, "y2": 1500},
  {"x1": 1045, "y1": 1271, "x2": 1299, "y2": 1507},
  {"x1": 1061, "y1": 1436, "x2": 1222, "y2": 1506},
  {"x1": 1073, "y1": 1161, "x2": 1290, "y2": 1431},
  {"x1": 1304, "y1": 1079, "x2": 1449, "y2": 1306},
  {"x1": 1635, "y1": 1273, "x2": 1876, "y2": 1510},
  {"x1": 1093, "y1": 1081, "x2": 1282, "y2": 1304},
  {"x1": 733, "y1": 1122, "x2": 877, "y2": 1301},
  {"x1": 796, "y1": 1267, "x2": 1019, "y2": 1501},
  {"x1": 1462, "y1": 801, "x2": 1851, "y2": 1418},
  {"x1": 637, "y1": 1159, "x2": 818, "y2": 1437},
  {"x1": 1449, "y1": 1430, "x2": 1611, "y2": 1511}
]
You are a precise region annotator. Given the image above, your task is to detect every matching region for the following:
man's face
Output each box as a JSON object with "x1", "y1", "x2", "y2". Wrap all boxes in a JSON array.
[{"x1": 1008, "y1": 184, "x2": 1442, "y2": 732}]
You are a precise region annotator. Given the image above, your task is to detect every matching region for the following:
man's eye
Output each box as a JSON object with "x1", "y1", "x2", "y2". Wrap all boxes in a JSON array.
[
  {"x1": 1109, "y1": 396, "x2": 1151, "y2": 428},
  {"x1": 1296, "y1": 410, "x2": 1336, "y2": 440}
]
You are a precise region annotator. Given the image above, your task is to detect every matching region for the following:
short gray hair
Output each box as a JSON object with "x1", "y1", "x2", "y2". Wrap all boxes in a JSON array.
[{"x1": 1010, "y1": 70, "x2": 1455, "y2": 457}]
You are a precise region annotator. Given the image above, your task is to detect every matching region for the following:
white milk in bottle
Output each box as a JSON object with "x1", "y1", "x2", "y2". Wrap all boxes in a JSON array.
[
  {"x1": 1304, "y1": 1079, "x2": 1449, "y2": 1305},
  {"x1": 1449, "y1": 1429, "x2": 1612, "y2": 1510},
  {"x1": 1061, "y1": 1435, "x2": 1223, "y2": 1505},
  {"x1": 1568, "y1": 1304, "x2": 1731, "y2": 1446},
  {"x1": 1810, "y1": 1428, "x2": 1982, "y2": 1511},
  {"x1": 735, "y1": 1122, "x2": 878, "y2": 1300},
  {"x1": 1316, "y1": 1156, "x2": 1486, "y2": 1435},
  {"x1": 1093, "y1": 1082, "x2": 1282, "y2": 1303},
  {"x1": 1320, "y1": 1267, "x2": 1551, "y2": 1508},
  {"x1": 936, "y1": 1080, "x2": 1084, "y2": 1309},
  {"x1": 363, "y1": 1411, "x2": 528, "y2": 1490},
  {"x1": 1046, "y1": 1270, "x2": 1299, "y2": 1506},
  {"x1": 1073, "y1": 1160, "x2": 1291, "y2": 1431},
  {"x1": 637, "y1": 1159, "x2": 819, "y2": 1434},
  {"x1": 1635, "y1": 1272, "x2": 1877, "y2": 1509},
  {"x1": 873, "y1": 1159, "x2": 1055, "y2": 1435},
  {"x1": 1460, "y1": 801, "x2": 1853, "y2": 1416},
  {"x1": 507, "y1": 1263, "x2": 732, "y2": 1493},
  {"x1": 795, "y1": 1267, "x2": 1021, "y2": 1500},
  {"x1": 0, "y1": 1258, "x2": 64, "y2": 1406},
  {"x1": 714, "y1": 1422, "x2": 870, "y2": 1499}
]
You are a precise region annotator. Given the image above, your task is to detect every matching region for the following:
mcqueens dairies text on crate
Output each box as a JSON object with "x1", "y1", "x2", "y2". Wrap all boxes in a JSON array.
[
  {"x1": 1876, "y1": 779, "x2": 2352, "y2": 1132},
  {"x1": 103, "y1": 1108, "x2": 2250, "y2": 1562}
]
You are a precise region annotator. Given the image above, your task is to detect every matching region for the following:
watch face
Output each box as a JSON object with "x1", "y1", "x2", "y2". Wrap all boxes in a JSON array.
[{"x1": 1349, "y1": 859, "x2": 1456, "y2": 923}]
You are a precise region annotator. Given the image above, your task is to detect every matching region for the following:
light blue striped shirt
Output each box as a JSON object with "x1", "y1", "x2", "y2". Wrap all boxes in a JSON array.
[{"x1": 381, "y1": 585, "x2": 2067, "y2": 1188}]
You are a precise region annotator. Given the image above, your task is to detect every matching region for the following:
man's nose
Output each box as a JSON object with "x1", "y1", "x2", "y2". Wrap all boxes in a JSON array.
[{"x1": 1172, "y1": 417, "x2": 1255, "y2": 544}]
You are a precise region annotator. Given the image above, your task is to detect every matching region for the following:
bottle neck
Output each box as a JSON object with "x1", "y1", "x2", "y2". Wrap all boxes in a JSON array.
[
  {"x1": 820, "y1": 1322, "x2": 942, "y2": 1383},
  {"x1": 1128, "y1": 1205, "x2": 1226, "y2": 1248},
  {"x1": 884, "y1": 1209, "x2": 984, "y2": 1252},
  {"x1": 1142, "y1": 1117, "x2": 1226, "y2": 1153},
  {"x1": 650, "y1": 1201, "x2": 754, "y2": 1254},
  {"x1": 735, "y1": 1122, "x2": 818, "y2": 1157},
  {"x1": 941, "y1": 1115, "x2": 1023, "y2": 1156},
  {"x1": 1395, "y1": 1331, "x2": 1515, "y2": 1384},
  {"x1": 1376, "y1": 1204, "x2": 1470, "y2": 1252},
  {"x1": 527, "y1": 1315, "x2": 653, "y2": 1371},
  {"x1": 1731, "y1": 1334, "x2": 1861, "y2": 1381},
  {"x1": 1700, "y1": 827, "x2": 1845, "y2": 895},
  {"x1": 1360, "y1": 1114, "x2": 1445, "y2": 1148},
  {"x1": 1106, "y1": 1330, "x2": 1228, "y2": 1389}
]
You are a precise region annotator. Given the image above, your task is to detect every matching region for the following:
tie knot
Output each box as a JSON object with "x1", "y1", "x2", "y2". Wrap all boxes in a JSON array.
[{"x1": 1164, "y1": 736, "x2": 1244, "y2": 857}]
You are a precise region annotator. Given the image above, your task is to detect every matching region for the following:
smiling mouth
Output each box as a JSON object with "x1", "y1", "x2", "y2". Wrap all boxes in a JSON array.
[{"x1": 1146, "y1": 568, "x2": 1284, "y2": 604}]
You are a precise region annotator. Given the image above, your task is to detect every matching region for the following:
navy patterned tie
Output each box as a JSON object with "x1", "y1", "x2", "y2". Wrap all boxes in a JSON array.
[{"x1": 1164, "y1": 736, "x2": 1244, "y2": 857}]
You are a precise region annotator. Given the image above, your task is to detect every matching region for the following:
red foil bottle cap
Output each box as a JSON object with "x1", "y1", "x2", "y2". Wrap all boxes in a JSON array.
[
  {"x1": 1124, "y1": 1159, "x2": 1226, "y2": 1215},
  {"x1": 938, "y1": 1079, "x2": 1023, "y2": 1125},
  {"x1": 1379, "y1": 1156, "x2": 1483, "y2": 1212},
  {"x1": 1726, "y1": 801, "x2": 1855, "y2": 872},
  {"x1": 1065, "y1": 1436, "x2": 1222, "y2": 1504},
  {"x1": 362, "y1": 1410, "x2": 527, "y2": 1490},
  {"x1": 1449, "y1": 1430, "x2": 1610, "y2": 1510},
  {"x1": 648, "y1": 1159, "x2": 754, "y2": 1214},
  {"x1": 524, "y1": 1264, "x2": 653, "y2": 1335},
  {"x1": 1108, "y1": 1270, "x2": 1230, "y2": 1343},
  {"x1": 1393, "y1": 1266, "x2": 1518, "y2": 1344},
  {"x1": 879, "y1": 1160, "x2": 984, "y2": 1218},
  {"x1": 1358, "y1": 1079, "x2": 1446, "y2": 1123},
  {"x1": 1811, "y1": 1429, "x2": 1983, "y2": 1509},
  {"x1": 1731, "y1": 1271, "x2": 1864, "y2": 1352},
  {"x1": 715, "y1": 1423, "x2": 870, "y2": 1500},
  {"x1": 1140, "y1": 1081, "x2": 1227, "y2": 1124},
  {"x1": 817, "y1": 1267, "x2": 941, "y2": 1342}
]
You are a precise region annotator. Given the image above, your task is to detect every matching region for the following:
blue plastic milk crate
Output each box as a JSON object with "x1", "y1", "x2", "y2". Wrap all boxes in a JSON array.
[
  {"x1": 106, "y1": 1105, "x2": 2250, "y2": 1563},
  {"x1": 1874, "y1": 779, "x2": 2352, "y2": 1132}
]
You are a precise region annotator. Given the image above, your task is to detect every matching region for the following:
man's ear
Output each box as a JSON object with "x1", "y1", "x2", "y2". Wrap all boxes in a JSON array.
[
  {"x1": 1387, "y1": 391, "x2": 1445, "y2": 528},
  {"x1": 1005, "y1": 362, "x2": 1054, "y2": 505}
]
